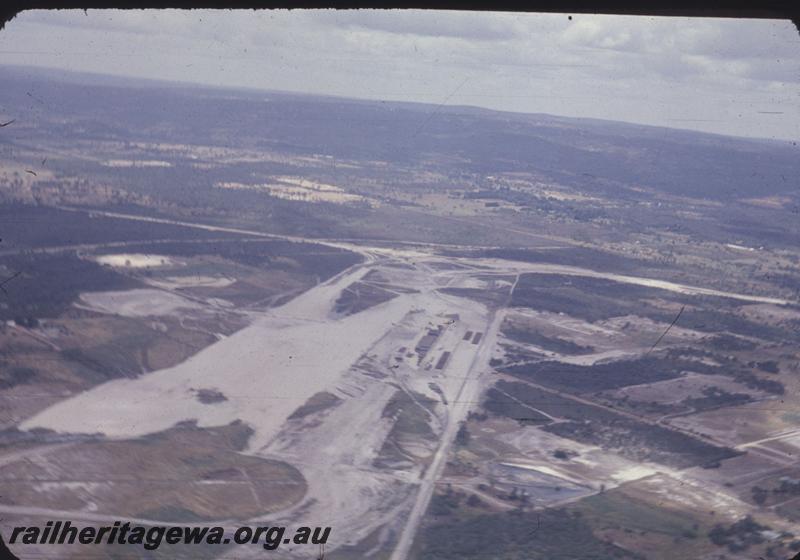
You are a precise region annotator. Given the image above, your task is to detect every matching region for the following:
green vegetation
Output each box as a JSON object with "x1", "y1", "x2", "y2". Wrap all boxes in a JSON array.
[
  {"x1": 413, "y1": 508, "x2": 639, "y2": 560},
  {"x1": 0, "y1": 204, "x2": 242, "y2": 250},
  {"x1": 0, "y1": 252, "x2": 141, "y2": 321},
  {"x1": 553, "y1": 449, "x2": 576, "y2": 460},
  {"x1": 0, "y1": 366, "x2": 36, "y2": 389},
  {"x1": 483, "y1": 387, "x2": 550, "y2": 425},
  {"x1": 683, "y1": 387, "x2": 752, "y2": 411},
  {"x1": 288, "y1": 391, "x2": 342, "y2": 420},
  {"x1": 194, "y1": 389, "x2": 227, "y2": 404},
  {"x1": 571, "y1": 491, "x2": 701, "y2": 539},
  {"x1": 500, "y1": 356, "x2": 690, "y2": 393},
  {"x1": 493, "y1": 380, "x2": 739, "y2": 468},
  {"x1": 753, "y1": 360, "x2": 780, "y2": 374},
  {"x1": 62, "y1": 328, "x2": 162, "y2": 382},
  {"x1": 709, "y1": 334, "x2": 757, "y2": 351},
  {"x1": 334, "y1": 281, "x2": 397, "y2": 315},
  {"x1": 708, "y1": 516, "x2": 770, "y2": 552},
  {"x1": 752, "y1": 486, "x2": 769, "y2": 505},
  {"x1": 0, "y1": 421, "x2": 304, "y2": 523},
  {"x1": 455, "y1": 422, "x2": 470, "y2": 447},
  {"x1": 748, "y1": 476, "x2": 800, "y2": 509},
  {"x1": 509, "y1": 274, "x2": 796, "y2": 344},
  {"x1": 502, "y1": 348, "x2": 784, "y2": 396},
  {"x1": 381, "y1": 389, "x2": 437, "y2": 438},
  {"x1": 502, "y1": 324, "x2": 594, "y2": 354},
  {"x1": 374, "y1": 389, "x2": 438, "y2": 469}
]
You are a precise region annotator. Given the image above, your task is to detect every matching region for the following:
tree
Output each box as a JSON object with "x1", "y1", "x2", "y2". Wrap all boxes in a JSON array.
[
  {"x1": 466, "y1": 494, "x2": 484, "y2": 508},
  {"x1": 455, "y1": 422, "x2": 470, "y2": 447},
  {"x1": 752, "y1": 486, "x2": 768, "y2": 506}
]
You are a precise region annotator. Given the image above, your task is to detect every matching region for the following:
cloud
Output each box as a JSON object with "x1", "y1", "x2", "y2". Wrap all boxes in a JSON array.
[
  {"x1": 1, "y1": 10, "x2": 798, "y2": 140},
  {"x1": 560, "y1": 18, "x2": 643, "y2": 51},
  {"x1": 18, "y1": 9, "x2": 158, "y2": 36},
  {"x1": 306, "y1": 10, "x2": 527, "y2": 41}
]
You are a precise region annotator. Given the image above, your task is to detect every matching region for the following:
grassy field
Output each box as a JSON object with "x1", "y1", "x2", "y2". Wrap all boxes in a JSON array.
[
  {"x1": 412, "y1": 506, "x2": 639, "y2": 560},
  {"x1": 565, "y1": 488, "x2": 717, "y2": 560},
  {"x1": 0, "y1": 422, "x2": 307, "y2": 522}
]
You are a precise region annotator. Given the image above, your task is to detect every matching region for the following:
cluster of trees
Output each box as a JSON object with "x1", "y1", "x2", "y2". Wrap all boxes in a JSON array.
[
  {"x1": 429, "y1": 486, "x2": 475, "y2": 517},
  {"x1": 417, "y1": 508, "x2": 633, "y2": 560},
  {"x1": 708, "y1": 516, "x2": 769, "y2": 552},
  {"x1": 683, "y1": 387, "x2": 752, "y2": 411},
  {"x1": 505, "y1": 486, "x2": 531, "y2": 505},
  {"x1": 752, "y1": 478, "x2": 800, "y2": 505},
  {"x1": 502, "y1": 355, "x2": 685, "y2": 393},
  {"x1": 455, "y1": 423, "x2": 470, "y2": 447},
  {"x1": 750, "y1": 360, "x2": 780, "y2": 374},
  {"x1": 0, "y1": 366, "x2": 36, "y2": 390},
  {"x1": 0, "y1": 253, "x2": 140, "y2": 322},
  {"x1": 12, "y1": 317, "x2": 39, "y2": 328},
  {"x1": 553, "y1": 449, "x2": 578, "y2": 460}
]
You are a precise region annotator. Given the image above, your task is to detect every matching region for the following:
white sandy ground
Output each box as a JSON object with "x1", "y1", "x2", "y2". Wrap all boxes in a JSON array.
[
  {"x1": 103, "y1": 159, "x2": 172, "y2": 168},
  {"x1": 248, "y1": 294, "x2": 468, "y2": 549},
  {"x1": 498, "y1": 427, "x2": 661, "y2": 488},
  {"x1": 21, "y1": 260, "x2": 499, "y2": 556},
  {"x1": 497, "y1": 309, "x2": 708, "y2": 368},
  {"x1": 726, "y1": 243, "x2": 757, "y2": 252},
  {"x1": 21, "y1": 264, "x2": 411, "y2": 452},
  {"x1": 78, "y1": 289, "x2": 203, "y2": 317},
  {"x1": 641, "y1": 472, "x2": 758, "y2": 522},
  {"x1": 498, "y1": 462, "x2": 591, "y2": 486},
  {"x1": 389, "y1": 301, "x2": 505, "y2": 560},
  {"x1": 215, "y1": 180, "x2": 373, "y2": 206},
  {"x1": 94, "y1": 253, "x2": 176, "y2": 268},
  {"x1": 13, "y1": 226, "x2": 797, "y2": 558},
  {"x1": 145, "y1": 275, "x2": 237, "y2": 289},
  {"x1": 606, "y1": 372, "x2": 766, "y2": 404}
]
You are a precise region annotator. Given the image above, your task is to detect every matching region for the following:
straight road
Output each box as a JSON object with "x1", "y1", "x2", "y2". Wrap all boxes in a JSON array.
[
  {"x1": 58, "y1": 206, "x2": 793, "y2": 306},
  {"x1": 389, "y1": 307, "x2": 506, "y2": 560}
]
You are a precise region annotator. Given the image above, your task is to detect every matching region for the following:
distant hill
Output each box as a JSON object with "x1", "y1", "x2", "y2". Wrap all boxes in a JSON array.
[{"x1": 1, "y1": 64, "x2": 797, "y2": 201}]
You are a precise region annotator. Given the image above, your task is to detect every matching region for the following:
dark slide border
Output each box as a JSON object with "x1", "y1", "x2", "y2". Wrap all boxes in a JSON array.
[
  {"x1": 0, "y1": 533, "x2": 20, "y2": 560},
  {"x1": 1, "y1": 0, "x2": 799, "y2": 30},
  {"x1": 0, "y1": 3, "x2": 797, "y2": 560}
]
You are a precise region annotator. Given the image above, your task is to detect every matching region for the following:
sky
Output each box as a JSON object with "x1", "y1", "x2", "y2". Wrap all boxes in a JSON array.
[{"x1": 1, "y1": 10, "x2": 799, "y2": 141}]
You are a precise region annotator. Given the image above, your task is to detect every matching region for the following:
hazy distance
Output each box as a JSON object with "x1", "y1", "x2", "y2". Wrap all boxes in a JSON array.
[{"x1": 1, "y1": 10, "x2": 799, "y2": 141}]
